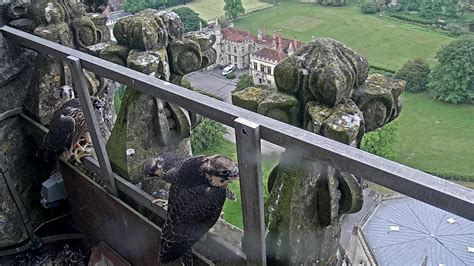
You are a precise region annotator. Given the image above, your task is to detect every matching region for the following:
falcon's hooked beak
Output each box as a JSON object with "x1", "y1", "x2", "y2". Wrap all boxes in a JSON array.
[
  {"x1": 142, "y1": 158, "x2": 165, "y2": 178},
  {"x1": 227, "y1": 167, "x2": 239, "y2": 181}
]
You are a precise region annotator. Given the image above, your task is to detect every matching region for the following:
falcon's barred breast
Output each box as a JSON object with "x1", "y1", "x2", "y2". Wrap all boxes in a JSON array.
[{"x1": 158, "y1": 155, "x2": 239, "y2": 264}]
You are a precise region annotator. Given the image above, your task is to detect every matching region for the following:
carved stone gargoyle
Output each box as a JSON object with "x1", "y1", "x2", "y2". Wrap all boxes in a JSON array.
[{"x1": 232, "y1": 38, "x2": 406, "y2": 264}]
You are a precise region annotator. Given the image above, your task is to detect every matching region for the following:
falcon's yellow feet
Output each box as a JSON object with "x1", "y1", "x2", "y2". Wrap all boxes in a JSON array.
[{"x1": 72, "y1": 143, "x2": 93, "y2": 163}]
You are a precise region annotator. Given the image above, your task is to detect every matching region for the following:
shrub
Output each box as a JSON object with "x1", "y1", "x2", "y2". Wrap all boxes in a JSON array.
[
  {"x1": 235, "y1": 74, "x2": 255, "y2": 91},
  {"x1": 225, "y1": 72, "x2": 236, "y2": 79},
  {"x1": 172, "y1": 7, "x2": 208, "y2": 33},
  {"x1": 445, "y1": 23, "x2": 465, "y2": 36},
  {"x1": 395, "y1": 58, "x2": 431, "y2": 92},
  {"x1": 191, "y1": 118, "x2": 227, "y2": 154},
  {"x1": 428, "y1": 36, "x2": 474, "y2": 104},
  {"x1": 123, "y1": 0, "x2": 162, "y2": 13},
  {"x1": 361, "y1": 2, "x2": 378, "y2": 14},
  {"x1": 361, "y1": 122, "x2": 397, "y2": 160}
]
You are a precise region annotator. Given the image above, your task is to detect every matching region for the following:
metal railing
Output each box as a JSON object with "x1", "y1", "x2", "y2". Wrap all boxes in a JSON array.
[{"x1": 2, "y1": 25, "x2": 473, "y2": 265}]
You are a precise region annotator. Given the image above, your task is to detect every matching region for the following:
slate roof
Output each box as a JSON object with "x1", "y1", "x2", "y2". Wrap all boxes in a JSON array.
[
  {"x1": 362, "y1": 197, "x2": 474, "y2": 266},
  {"x1": 253, "y1": 48, "x2": 286, "y2": 62}
]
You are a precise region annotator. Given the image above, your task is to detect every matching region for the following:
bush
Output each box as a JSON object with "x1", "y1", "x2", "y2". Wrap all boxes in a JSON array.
[
  {"x1": 191, "y1": 118, "x2": 227, "y2": 154},
  {"x1": 361, "y1": 2, "x2": 378, "y2": 14},
  {"x1": 445, "y1": 23, "x2": 465, "y2": 36},
  {"x1": 225, "y1": 72, "x2": 236, "y2": 79},
  {"x1": 395, "y1": 58, "x2": 431, "y2": 92},
  {"x1": 361, "y1": 122, "x2": 397, "y2": 160},
  {"x1": 172, "y1": 7, "x2": 208, "y2": 33},
  {"x1": 235, "y1": 74, "x2": 255, "y2": 91},
  {"x1": 123, "y1": 0, "x2": 162, "y2": 13},
  {"x1": 389, "y1": 13, "x2": 437, "y2": 25},
  {"x1": 428, "y1": 36, "x2": 474, "y2": 104}
]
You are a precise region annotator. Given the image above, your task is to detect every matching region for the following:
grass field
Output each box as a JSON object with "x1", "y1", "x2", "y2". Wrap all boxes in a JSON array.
[
  {"x1": 393, "y1": 92, "x2": 474, "y2": 179},
  {"x1": 234, "y1": 2, "x2": 454, "y2": 70},
  {"x1": 171, "y1": 0, "x2": 272, "y2": 20},
  {"x1": 196, "y1": 140, "x2": 279, "y2": 228}
]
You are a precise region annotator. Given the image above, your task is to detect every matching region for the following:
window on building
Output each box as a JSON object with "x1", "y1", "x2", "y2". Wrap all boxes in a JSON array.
[
  {"x1": 234, "y1": 46, "x2": 237, "y2": 53},
  {"x1": 253, "y1": 63, "x2": 258, "y2": 70},
  {"x1": 242, "y1": 46, "x2": 245, "y2": 53},
  {"x1": 258, "y1": 78, "x2": 262, "y2": 84},
  {"x1": 234, "y1": 56, "x2": 237, "y2": 63},
  {"x1": 228, "y1": 55, "x2": 231, "y2": 62},
  {"x1": 260, "y1": 65, "x2": 266, "y2": 72},
  {"x1": 267, "y1": 67, "x2": 272, "y2": 75},
  {"x1": 227, "y1": 45, "x2": 230, "y2": 52},
  {"x1": 268, "y1": 80, "x2": 272, "y2": 84}
]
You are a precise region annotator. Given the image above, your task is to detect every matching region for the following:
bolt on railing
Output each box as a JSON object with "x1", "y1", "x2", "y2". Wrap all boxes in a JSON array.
[{"x1": 2, "y1": 25, "x2": 473, "y2": 265}]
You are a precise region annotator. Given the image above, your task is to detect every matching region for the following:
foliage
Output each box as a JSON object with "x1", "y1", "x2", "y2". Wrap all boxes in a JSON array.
[
  {"x1": 395, "y1": 58, "x2": 431, "y2": 92},
  {"x1": 395, "y1": 0, "x2": 464, "y2": 18},
  {"x1": 445, "y1": 23, "x2": 465, "y2": 36},
  {"x1": 235, "y1": 74, "x2": 255, "y2": 91},
  {"x1": 234, "y1": 2, "x2": 453, "y2": 70},
  {"x1": 225, "y1": 72, "x2": 236, "y2": 79},
  {"x1": 114, "y1": 84, "x2": 127, "y2": 112},
  {"x1": 361, "y1": 122, "x2": 397, "y2": 159},
  {"x1": 123, "y1": 0, "x2": 163, "y2": 13},
  {"x1": 224, "y1": 0, "x2": 245, "y2": 19},
  {"x1": 172, "y1": 7, "x2": 208, "y2": 32},
  {"x1": 361, "y1": 2, "x2": 378, "y2": 13},
  {"x1": 428, "y1": 36, "x2": 474, "y2": 104},
  {"x1": 191, "y1": 118, "x2": 227, "y2": 154}
]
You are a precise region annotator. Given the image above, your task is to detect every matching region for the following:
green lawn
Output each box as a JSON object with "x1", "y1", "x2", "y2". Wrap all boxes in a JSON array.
[
  {"x1": 171, "y1": 0, "x2": 272, "y2": 20},
  {"x1": 393, "y1": 92, "x2": 474, "y2": 179},
  {"x1": 234, "y1": 2, "x2": 453, "y2": 71},
  {"x1": 196, "y1": 140, "x2": 279, "y2": 228}
]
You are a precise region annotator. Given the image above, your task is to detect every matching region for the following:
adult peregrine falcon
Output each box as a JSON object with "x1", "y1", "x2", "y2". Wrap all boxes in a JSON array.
[
  {"x1": 37, "y1": 97, "x2": 104, "y2": 177},
  {"x1": 155, "y1": 155, "x2": 239, "y2": 265}
]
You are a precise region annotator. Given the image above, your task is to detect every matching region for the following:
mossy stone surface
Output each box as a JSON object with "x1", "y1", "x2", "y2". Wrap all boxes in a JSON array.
[
  {"x1": 167, "y1": 39, "x2": 202, "y2": 75},
  {"x1": 257, "y1": 92, "x2": 299, "y2": 126},
  {"x1": 99, "y1": 43, "x2": 130, "y2": 66},
  {"x1": 231, "y1": 86, "x2": 273, "y2": 112}
]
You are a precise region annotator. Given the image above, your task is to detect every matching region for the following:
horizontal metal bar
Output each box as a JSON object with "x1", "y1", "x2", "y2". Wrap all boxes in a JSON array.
[
  {"x1": 3, "y1": 25, "x2": 472, "y2": 221},
  {"x1": 0, "y1": 107, "x2": 23, "y2": 122}
]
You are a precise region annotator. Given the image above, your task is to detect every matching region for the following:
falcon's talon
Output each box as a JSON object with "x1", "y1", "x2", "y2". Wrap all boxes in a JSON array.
[{"x1": 152, "y1": 198, "x2": 168, "y2": 206}]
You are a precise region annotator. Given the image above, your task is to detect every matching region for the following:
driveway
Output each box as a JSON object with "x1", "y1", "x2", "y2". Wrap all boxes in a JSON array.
[{"x1": 184, "y1": 68, "x2": 248, "y2": 103}]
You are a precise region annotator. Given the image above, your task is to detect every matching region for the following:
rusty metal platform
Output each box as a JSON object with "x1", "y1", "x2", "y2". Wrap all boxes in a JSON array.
[{"x1": 60, "y1": 161, "x2": 213, "y2": 266}]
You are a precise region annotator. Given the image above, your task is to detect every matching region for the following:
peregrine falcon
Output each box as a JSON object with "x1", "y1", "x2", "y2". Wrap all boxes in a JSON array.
[
  {"x1": 157, "y1": 155, "x2": 239, "y2": 265},
  {"x1": 143, "y1": 152, "x2": 237, "y2": 201},
  {"x1": 37, "y1": 97, "x2": 105, "y2": 177}
]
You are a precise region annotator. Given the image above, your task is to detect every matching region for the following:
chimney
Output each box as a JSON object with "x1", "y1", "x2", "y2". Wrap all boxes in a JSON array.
[
  {"x1": 277, "y1": 29, "x2": 283, "y2": 52},
  {"x1": 257, "y1": 29, "x2": 263, "y2": 41},
  {"x1": 272, "y1": 30, "x2": 277, "y2": 47},
  {"x1": 293, "y1": 38, "x2": 298, "y2": 50},
  {"x1": 287, "y1": 42, "x2": 294, "y2": 56}
]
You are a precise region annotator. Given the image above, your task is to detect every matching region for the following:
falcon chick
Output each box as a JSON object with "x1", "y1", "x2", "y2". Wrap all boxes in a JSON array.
[
  {"x1": 158, "y1": 155, "x2": 239, "y2": 265},
  {"x1": 37, "y1": 97, "x2": 104, "y2": 177},
  {"x1": 143, "y1": 152, "x2": 238, "y2": 201}
]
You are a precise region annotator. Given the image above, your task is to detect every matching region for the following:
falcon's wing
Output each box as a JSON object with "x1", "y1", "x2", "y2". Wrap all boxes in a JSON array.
[
  {"x1": 159, "y1": 184, "x2": 225, "y2": 264},
  {"x1": 39, "y1": 114, "x2": 76, "y2": 176}
]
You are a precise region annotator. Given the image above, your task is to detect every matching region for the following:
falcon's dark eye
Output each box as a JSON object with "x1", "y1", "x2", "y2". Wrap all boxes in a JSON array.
[{"x1": 218, "y1": 170, "x2": 230, "y2": 176}]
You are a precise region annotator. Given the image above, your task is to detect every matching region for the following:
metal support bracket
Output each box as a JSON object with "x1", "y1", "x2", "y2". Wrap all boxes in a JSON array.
[
  {"x1": 0, "y1": 107, "x2": 23, "y2": 122},
  {"x1": 234, "y1": 118, "x2": 266, "y2": 265},
  {"x1": 66, "y1": 56, "x2": 118, "y2": 196}
]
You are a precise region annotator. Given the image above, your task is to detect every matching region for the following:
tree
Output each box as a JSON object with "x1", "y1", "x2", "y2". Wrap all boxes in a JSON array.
[
  {"x1": 395, "y1": 58, "x2": 431, "y2": 92},
  {"x1": 361, "y1": 122, "x2": 397, "y2": 160},
  {"x1": 224, "y1": 0, "x2": 245, "y2": 19},
  {"x1": 172, "y1": 7, "x2": 208, "y2": 33},
  {"x1": 123, "y1": 0, "x2": 163, "y2": 13},
  {"x1": 191, "y1": 118, "x2": 227, "y2": 154},
  {"x1": 428, "y1": 36, "x2": 474, "y2": 104},
  {"x1": 235, "y1": 74, "x2": 255, "y2": 91}
]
